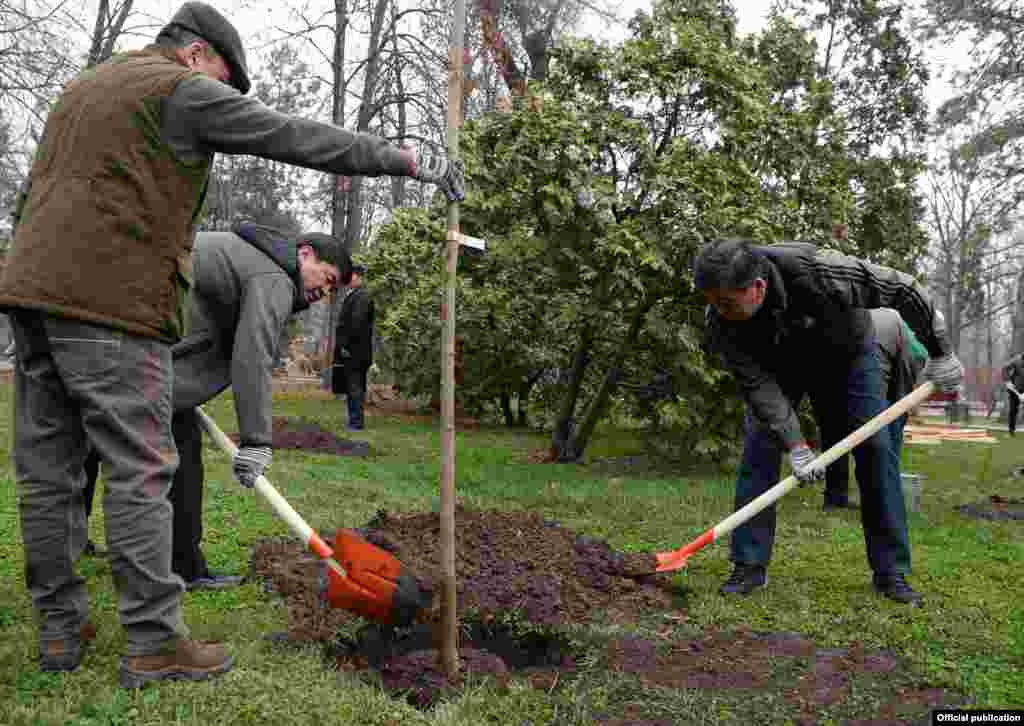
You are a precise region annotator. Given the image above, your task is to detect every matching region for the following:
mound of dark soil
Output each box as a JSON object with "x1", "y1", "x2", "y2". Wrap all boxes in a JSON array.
[
  {"x1": 251, "y1": 507, "x2": 676, "y2": 635},
  {"x1": 229, "y1": 417, "x2": 370, "y2": 457},
  {"x1": 957, "y1": 494, "x2": 1024, "y2": 521},
  {"x1": 248, "y1": 510, "x2": 969, "y2": 717}
]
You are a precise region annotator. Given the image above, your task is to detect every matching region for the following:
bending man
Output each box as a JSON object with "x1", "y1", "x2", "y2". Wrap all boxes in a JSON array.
[{"x1": 695, "y1": 239, "x2": 962, "y2": 605}]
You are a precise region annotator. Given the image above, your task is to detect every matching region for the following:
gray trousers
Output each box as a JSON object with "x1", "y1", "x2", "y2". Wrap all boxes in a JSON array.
[{"x1": 10, "y1": 312, "x2": 186, "y2": 655}]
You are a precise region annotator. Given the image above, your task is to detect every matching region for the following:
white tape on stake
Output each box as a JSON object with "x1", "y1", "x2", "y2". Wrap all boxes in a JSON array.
[{"x1": 459, "y1": 234, "x2": 487, "y2": 251}]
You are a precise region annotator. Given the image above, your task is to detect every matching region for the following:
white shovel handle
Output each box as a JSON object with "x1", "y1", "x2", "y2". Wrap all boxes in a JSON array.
[
  {"x1": 714, "y1": 381, "x2": 936, "y2": 539},
  {"x1": 195, "y1": 407, "x2": 346, "y2": 576}
]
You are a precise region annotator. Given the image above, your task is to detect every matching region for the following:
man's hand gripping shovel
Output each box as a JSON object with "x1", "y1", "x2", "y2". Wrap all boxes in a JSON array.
[
  {"x1": 196, "y1": 408, "x2": 432, "y2": 626},
  {"x1": 650, "y1": 382, "x2": 937, "y2": 574}
]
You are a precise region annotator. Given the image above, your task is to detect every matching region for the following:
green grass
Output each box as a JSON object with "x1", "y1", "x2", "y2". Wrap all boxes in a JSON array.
[{"x1": 0, "y1": 383, "x2": 1022, "y2": 724}]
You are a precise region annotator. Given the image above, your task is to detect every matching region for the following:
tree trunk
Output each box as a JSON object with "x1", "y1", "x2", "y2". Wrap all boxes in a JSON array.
[
  {"x1": 1013, "y1": 268, "x2": 1024, "y2": 354},
  {"x1": 87, "y1": 0, "x2": 134, "y2": 69},
  {"x1": 323, "y1": 0, "x2": 349, "y2": 388},
  {"x1": 500, "y1": 391, "x2": 514, "y2": 426},
  {"x1": 343, "y1": 0, "x2": 390, "y2": 254},
  {"x1": 565, "y1": 304, "x2": 650, "y2": 459},
  {"x1": 550, "y1": 326, "x2": 594, "y2": 462}
]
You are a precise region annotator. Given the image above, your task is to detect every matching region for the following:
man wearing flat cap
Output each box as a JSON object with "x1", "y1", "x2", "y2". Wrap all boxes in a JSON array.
[
  {"x1": 333, "y1": 264, "x2": 374, "y2": 430},
  {"x1": 0, "y1": 0, "x2": 463, "y2": 688}
]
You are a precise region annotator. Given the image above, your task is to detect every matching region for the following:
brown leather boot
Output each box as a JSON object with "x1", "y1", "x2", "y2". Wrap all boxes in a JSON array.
[
  {"x1": 40, "y1": 621, "x2": 98, "y2": 672},
  {"x1": 120, "y1": 638, "x2": 233, "y2": 689}
]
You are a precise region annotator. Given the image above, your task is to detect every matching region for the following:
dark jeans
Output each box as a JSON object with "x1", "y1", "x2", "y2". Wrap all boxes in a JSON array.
[
  {"x1": 730, "y1": 346, "x2": 911, "y2": 576},
  {"x1": 818, "y1": 409, "x2": 908, "y2": 506},
  {"x1": 82, "y1": 411, "x2": 209, "y2": 582},
  {"x1": 1009, "y1": 392, "x2": 1020, "y2": 435},
  {"x1": 813, "y1": 395, "x2": 852, "y2": 506},
  {"x1": 343, "y1": 363, "x2": 369, "y2": 428},
  {"x1": 169, "y1": 409, "x2": 209, "y2": 582},
  {"x1": 10, "y1": 312, "x2": 185, "y2": 655}
]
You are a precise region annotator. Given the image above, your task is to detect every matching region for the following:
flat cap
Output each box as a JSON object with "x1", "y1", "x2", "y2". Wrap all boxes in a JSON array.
[{"x1": 162, "y1": 2, "x2": 250, "y2": 94}]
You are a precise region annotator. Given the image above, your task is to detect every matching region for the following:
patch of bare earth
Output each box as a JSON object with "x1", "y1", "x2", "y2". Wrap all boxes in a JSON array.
[{"x1": 249, "y1": 509, "x2": 966, "y2": 718}]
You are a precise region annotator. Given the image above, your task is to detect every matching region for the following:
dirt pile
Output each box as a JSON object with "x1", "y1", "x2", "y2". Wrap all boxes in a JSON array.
[
  {"x1": 957, "y1": 494, "x2": 1024, "y2": 521},
  {"x1": 229, "y1": 417, "x2": 370, "y2": 457}
]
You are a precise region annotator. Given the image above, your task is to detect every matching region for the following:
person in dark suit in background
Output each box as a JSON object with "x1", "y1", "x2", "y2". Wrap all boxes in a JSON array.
[{"x1": 332, "y1": 265, "x2": 374, "y2": 431}]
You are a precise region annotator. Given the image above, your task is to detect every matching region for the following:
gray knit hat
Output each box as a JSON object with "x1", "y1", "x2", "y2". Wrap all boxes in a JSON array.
[{"x1": 161, "y1": 2, "x2": 250, "y2": 94}]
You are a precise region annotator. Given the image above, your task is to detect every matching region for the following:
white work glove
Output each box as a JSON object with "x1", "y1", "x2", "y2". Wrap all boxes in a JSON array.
[
  {"x1": 232, "y1": 446, "x2": 272, "y2": 489},
  {"x1": 923, "y1": 353, "x2": 965, "y2": 393},
  {"x1": 789, "y1": 443, "x2": 825, "y2": 485},
  {"x1": 408, "y1": 148, "x2": 465, "y2": 203}
]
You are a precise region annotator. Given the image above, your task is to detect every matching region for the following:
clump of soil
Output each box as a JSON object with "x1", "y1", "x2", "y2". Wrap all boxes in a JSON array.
[
  {"x1": 251, "y1": 507, "x2": 675, "y2": 636},
  {"x1": 352, "y1": 506, "x2": 675, "y2": 625},
  {"x1": 957, "y1": 494, "x2": 1024, "y2": 521},
  {"x1": 229, "y1": 417, "x2": 370, "y2": 457},
  {"x1": 251, "y1": 508, "x2": 673, "y2": 707}
]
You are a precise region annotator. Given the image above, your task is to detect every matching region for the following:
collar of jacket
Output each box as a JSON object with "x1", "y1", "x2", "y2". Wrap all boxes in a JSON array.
[{"x1": 231, "y1": 221, "x2": 310, "y2": 313}]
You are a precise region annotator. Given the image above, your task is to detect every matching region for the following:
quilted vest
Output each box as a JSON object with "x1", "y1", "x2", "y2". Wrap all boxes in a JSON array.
[{"x1": 0, "y1": 47, "x2": 211, "y2": 340}]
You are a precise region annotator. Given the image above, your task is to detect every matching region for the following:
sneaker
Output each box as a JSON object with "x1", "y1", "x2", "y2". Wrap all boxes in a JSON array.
[
  {"x1": 872, "y1": 573, "x2": 922, "y2": 605},
  {"x1": 185, "y1": 572, "x2": 244, "y2": 592},
  {"x1": 719, "y1": 563, "x2": 768, "y2": 596},
  {"x1": 120, "y1": 638, "x2": 232, "y2": 689},
  {"x1": 40, "y1": 621, "x2": 98, "y2": 673}
]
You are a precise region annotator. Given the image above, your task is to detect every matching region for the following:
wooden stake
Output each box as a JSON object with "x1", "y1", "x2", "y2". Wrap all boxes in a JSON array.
[{"x1": 437, "y1": 0, "x2": 466, "y2": 680}]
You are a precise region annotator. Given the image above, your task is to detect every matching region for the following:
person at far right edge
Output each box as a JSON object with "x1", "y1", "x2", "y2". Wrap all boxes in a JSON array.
[{"x1": 694, "y1": 239, "x2": 964, "y2": 606}]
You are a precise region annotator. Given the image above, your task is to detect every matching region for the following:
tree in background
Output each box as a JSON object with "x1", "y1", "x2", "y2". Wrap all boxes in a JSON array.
[
  {"x1": 366, "y1": 0, "x2": 915, "y2": 463},
  {"x1": 924, "y1": 114, "x2": 1024, "y2": 355},
  {"x1": 759, "y1": 0, "x2": 930, "y2": 268}
]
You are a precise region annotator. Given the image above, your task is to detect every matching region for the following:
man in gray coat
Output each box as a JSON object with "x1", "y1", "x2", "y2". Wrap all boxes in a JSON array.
[{"x1": 170, "y1": 223, "x2": 350, "y2": 589}]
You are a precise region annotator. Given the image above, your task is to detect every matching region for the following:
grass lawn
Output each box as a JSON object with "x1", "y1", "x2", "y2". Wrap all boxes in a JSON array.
[{"x1": 0, "y1": 383, "x2": 1022, "y2": 724}]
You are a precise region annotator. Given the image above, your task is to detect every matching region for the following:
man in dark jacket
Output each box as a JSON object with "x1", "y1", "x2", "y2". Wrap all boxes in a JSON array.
[
  {"x1": 695, "y1": 239, "x2": 964, "y2": 605},
  {"x1": 332, "y1": 265, "x2": 374, "y2": 430},
  {"x1": 1002, "y1": 354, "x2": 1024, "y2": 435},
  {"x1": 0, "y1": 0, "x2": 462, "y2": 686},
  {"x1": 816, "y1": 308, "x2": 929, "y2": 509}
]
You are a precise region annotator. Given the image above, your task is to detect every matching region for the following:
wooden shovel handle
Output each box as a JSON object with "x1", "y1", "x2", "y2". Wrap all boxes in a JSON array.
[{"x1": 194, "y1": 407, "x2": 346, "y2": 578}]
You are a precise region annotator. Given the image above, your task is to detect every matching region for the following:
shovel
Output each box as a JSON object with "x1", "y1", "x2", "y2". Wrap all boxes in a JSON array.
[
  {"x1": 195, "y1": 407, "x2": 431, "y2": 626},
  {"x1": 651, "y1": 381, "x2": 936, "y2": 573}
]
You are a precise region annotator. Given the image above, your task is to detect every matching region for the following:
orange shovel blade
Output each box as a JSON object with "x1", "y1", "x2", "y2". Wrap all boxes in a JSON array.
[
  {"x1": 323, "y1": 529, "x2": 432, "y2": 627},
  {"x1": 653, "y1": 529, "x2": 716, "y2": 573}
]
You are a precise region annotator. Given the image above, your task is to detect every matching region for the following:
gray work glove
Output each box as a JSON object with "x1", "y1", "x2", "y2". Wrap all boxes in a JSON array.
[
  {"x1": 789, "y1": 443, "x2": 824, "y2": 485},
  {"x1": 232, "y1": 446, "x2": 272, "y2": 489},
  {"x1": 410, "y1": 149, "x2": 465, "y2": 203},
  {"x1": 923, "y1": 353, "x2": 964, "y2": 393}
]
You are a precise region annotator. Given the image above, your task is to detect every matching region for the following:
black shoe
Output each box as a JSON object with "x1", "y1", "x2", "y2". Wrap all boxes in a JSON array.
[
  {"x1": 872, "y1": 574, "x2": 922, "y2": 605},
  {"x1": 719, "y1": 564, "x2": 768, "y2": 595},
  {"x1": 823, "y1": 499, "x2": 859, "y2": 511},
  {"x1": 185, "y1": 572, "x2": 244, "y2": 592}
]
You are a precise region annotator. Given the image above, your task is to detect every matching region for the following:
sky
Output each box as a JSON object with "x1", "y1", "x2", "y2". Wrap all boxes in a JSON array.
[{"x1": 111, "y1": 0, "x2": 966, "y2": 119}]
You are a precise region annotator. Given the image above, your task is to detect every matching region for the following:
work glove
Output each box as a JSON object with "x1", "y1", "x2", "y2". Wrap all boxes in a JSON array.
[
  {"x1": 232, "y1": 446, "x2": 272, "y2": 489},
  {"x1": 409, "y1": 149, "x2": 465, "y2": 203},
  {"x1": 789, "y1": 443, "x2": 825, "y2": 485},
  {"x1": 923, "y1": 353, "x2": 965, "y2": 393}
]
